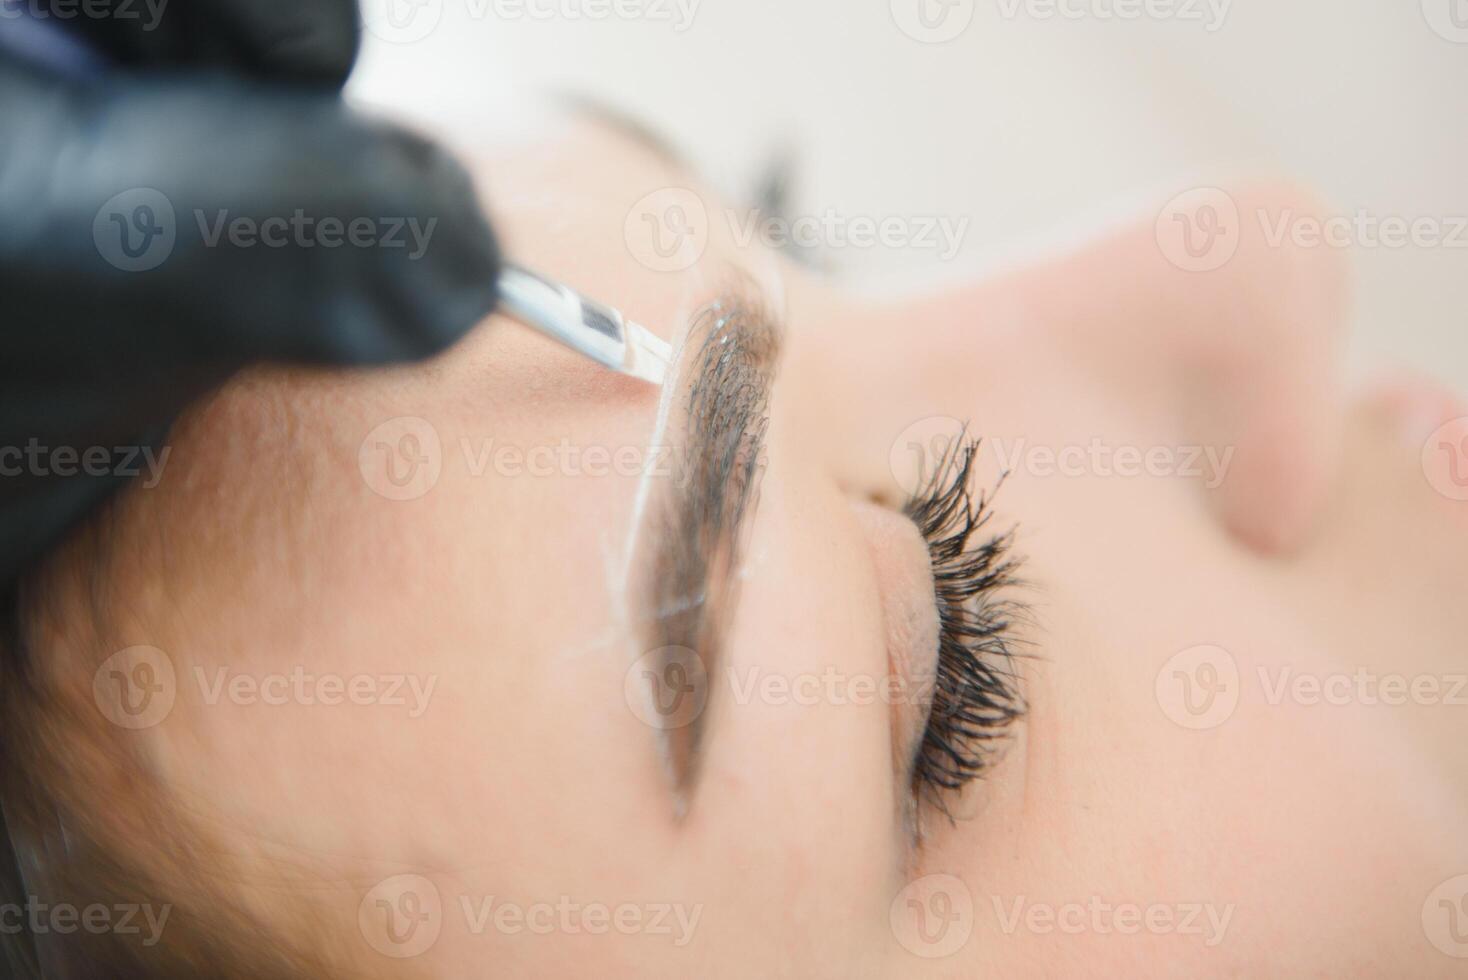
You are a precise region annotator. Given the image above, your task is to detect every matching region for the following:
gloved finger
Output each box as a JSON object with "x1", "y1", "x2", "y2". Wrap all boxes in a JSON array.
[
  {"x1": 0, "y1": 56, "x2": 500, "y2": 583},
  {"x1": 1, "y1": 59, "x2": 500, "y2": 386},
  {"x1": 67, "y1": 0, "x2": 360, "y2": 85}
]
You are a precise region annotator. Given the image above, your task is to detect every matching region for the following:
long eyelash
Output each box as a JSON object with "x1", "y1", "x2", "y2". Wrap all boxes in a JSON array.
[{"x1": 903, "y1": 432, "x2": 1027, "y2": 816}]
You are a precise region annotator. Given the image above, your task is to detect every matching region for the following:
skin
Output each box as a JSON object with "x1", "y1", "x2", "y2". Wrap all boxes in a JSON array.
[{"x1": 61, "y1": 110, "x2": 1468, "y2": 977}]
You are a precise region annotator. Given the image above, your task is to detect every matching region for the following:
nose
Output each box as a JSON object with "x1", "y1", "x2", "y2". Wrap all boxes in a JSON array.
[{"x1": 902, "y1": 182, "x2": 1350, "y2": 555}]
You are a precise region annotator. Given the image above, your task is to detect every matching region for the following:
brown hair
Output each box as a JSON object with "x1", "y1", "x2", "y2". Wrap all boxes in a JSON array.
[{"x1": 0, "y1": 501, "x2": 334, "y2": 978}]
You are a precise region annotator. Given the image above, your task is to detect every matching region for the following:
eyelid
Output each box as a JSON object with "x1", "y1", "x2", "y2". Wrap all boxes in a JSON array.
[{"x1": 847, "y1": 498, "x2": 941, "y2": 835}]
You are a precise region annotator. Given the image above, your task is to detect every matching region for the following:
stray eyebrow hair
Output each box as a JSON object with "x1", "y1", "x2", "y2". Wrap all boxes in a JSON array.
[{"x1": 641, "y1": 286, "x2": 781, "y2": 810}]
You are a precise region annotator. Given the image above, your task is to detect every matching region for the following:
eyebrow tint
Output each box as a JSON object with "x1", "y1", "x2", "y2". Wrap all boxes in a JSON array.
[{"x1": 637, "y1": 289, "x2": 782, "y2": 807}]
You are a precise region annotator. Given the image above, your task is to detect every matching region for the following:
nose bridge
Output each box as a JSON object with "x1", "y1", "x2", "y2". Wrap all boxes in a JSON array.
[
  {"x1": 856, "y1": 183, "x2": 1350, "y2": 554},
  {"x1": 1103, "y1": 182, "x2": 1350, "y2": 551}
]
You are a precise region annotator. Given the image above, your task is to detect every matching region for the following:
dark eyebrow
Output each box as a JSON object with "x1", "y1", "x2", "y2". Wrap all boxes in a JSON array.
[{"x1": 638, "y1": 287, "x2": 781, "y2": 811}]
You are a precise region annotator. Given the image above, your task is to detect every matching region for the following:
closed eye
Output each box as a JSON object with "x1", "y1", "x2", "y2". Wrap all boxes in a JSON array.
[{"x1": 903, "y1": 432, "x2": 1028, "y2": 828}]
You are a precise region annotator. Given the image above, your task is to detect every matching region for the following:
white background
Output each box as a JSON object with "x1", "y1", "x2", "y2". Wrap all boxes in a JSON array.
[{"x1": 352, "y1": 0, "x2": 1468, "y2": 387}]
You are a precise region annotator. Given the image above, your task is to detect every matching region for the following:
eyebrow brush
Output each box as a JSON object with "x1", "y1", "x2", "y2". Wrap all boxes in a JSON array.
[{"x1": 496, "y1": 265, "x2": 672, "y2": 386}]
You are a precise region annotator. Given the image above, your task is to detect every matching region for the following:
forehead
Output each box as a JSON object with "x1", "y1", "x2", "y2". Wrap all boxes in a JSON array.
[
  {"x1": 93, "y1": 112, "x2": 702, "y2": 678},
  {"x1": 93, "y1": 254, "x2": 685, "y2": 888},
  {"x1": 469, "y1": 108, "x2": 756, "y2": 341},
  {"x1": 64, "y1": 109, "x2": 793, "y2": 888},
  {"x1": 105, "y1": 106, "x2": 734, "y2": 641}
]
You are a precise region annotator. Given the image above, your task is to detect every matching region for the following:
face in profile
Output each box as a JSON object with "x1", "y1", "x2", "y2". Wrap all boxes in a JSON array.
[{"x1": 4, "y1": 106, "x2": 1467, "y2": 978}]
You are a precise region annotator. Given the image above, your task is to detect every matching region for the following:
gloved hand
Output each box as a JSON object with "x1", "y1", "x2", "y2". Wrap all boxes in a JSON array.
[{"x1": 0, "y1": 0, "x2": 502, "y2": 585}]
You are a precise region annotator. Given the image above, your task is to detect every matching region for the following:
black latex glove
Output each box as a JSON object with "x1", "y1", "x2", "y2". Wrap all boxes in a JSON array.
[{"x1": 0, "y1": 1, "x2": 502, "y2": 586}]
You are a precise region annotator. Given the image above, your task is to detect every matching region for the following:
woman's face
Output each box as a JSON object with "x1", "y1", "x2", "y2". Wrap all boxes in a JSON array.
[{"x1": 100, "y1": 111, "x2": 1468, "y2": 976}]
